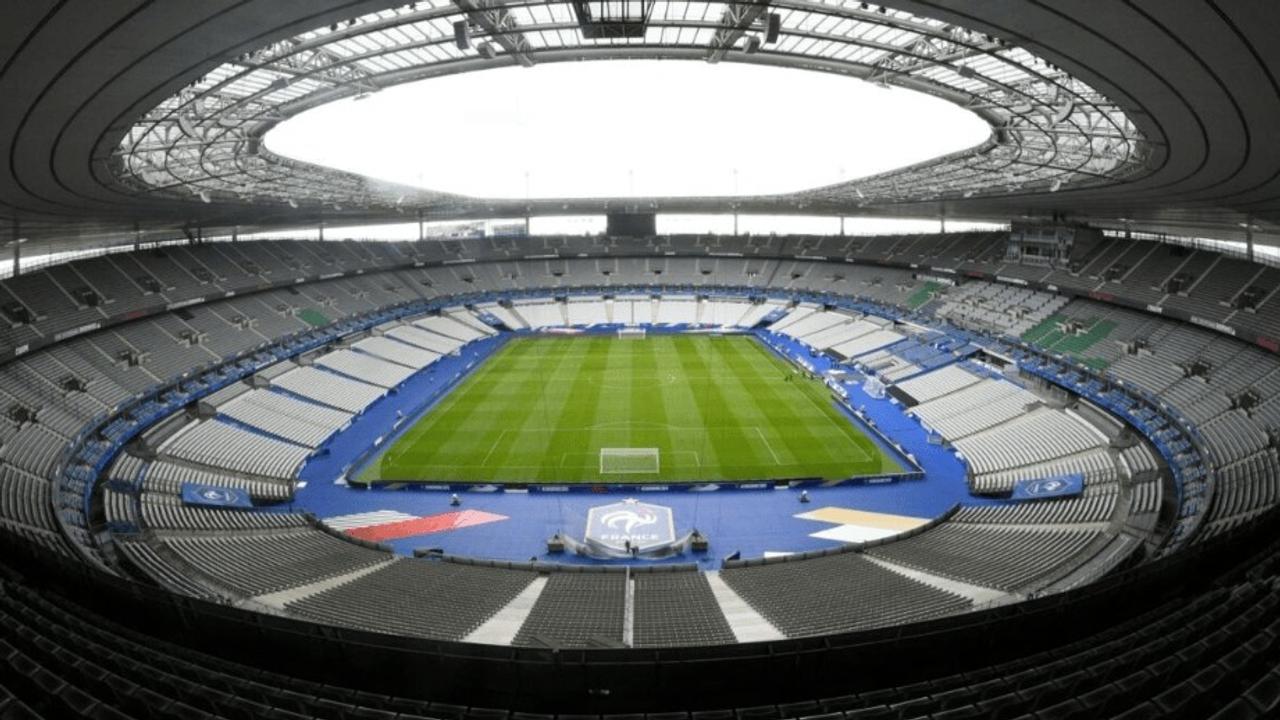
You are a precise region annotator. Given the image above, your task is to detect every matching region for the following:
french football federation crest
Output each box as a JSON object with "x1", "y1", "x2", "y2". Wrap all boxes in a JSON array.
[
  {"x1": 180, "y1": 482, "x2": 252, "y2": 509},
  {"x1": 1011, "y1": 473, "x2": 1084, "y2": 500},
  {"x1": 585, "y1": 498, "x2": 675, "y2": 552}
]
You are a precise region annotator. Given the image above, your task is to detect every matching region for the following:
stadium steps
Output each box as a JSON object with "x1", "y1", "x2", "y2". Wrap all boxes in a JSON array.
[
  {"x1": 464, "y1": 576, "x2": 549, "y2": 645},
  {"x1": 702, "y1": 571, "x2": 785, "y2": 643},
  {"x1": 861, "y1": 555, "x2": 1011, "y2": 604},
  {"x1": 931, "y1": 520, "x2": 1112, "y2": 534},
  {"x1": 250, "y1": 557, "x2": 398, "y2": 609}
]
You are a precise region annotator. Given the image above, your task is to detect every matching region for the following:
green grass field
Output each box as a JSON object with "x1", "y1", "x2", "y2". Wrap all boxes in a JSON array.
[{"x1": 361, "y1": 334, "x2": 902, "y2": 484}]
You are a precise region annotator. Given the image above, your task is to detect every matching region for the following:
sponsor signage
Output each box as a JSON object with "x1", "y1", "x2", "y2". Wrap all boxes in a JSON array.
[
  {"x1": 54, "y1": 322, "x2": 100, "y2": 342},
  {"x1": 1190, "y1": 316, "x2": 1236, "y2": 336},
  {"x1": 166, "y1": 297, "x2": 204, "y2": 311},
  {"x1": 917, "y1": 273, "x2": 958, "y2": 287}
]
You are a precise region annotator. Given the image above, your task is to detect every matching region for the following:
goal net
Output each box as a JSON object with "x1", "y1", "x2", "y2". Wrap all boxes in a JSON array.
[
  {"x1": 618, "y1": 327, "x2": 647, "y2": 339},
  {"x1": 600, "y1": 447, "x2": 660, "y2": 474}
]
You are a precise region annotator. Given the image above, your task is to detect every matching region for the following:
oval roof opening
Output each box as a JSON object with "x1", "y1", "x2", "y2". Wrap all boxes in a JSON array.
[{"x1": 265, "y1": 59, "x2": 990, "y2": 200}]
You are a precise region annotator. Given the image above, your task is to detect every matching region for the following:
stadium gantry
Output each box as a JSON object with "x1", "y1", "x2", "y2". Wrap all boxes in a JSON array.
[{"x1": 2, "y1": 2, "x2": 1280, "y2": 719}]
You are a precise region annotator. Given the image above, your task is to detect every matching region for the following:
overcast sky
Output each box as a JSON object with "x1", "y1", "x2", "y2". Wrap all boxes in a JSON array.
[{"x1": 265, "y1": 60, "x2": 989, "y2": 199}]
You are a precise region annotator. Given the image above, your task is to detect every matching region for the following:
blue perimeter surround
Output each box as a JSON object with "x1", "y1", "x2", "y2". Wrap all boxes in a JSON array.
[{"x1": 293, "y1": 323, "x2": 1004, "y2": 566}]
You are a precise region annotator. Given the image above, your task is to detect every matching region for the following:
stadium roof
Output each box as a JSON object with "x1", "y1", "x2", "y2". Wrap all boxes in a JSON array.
[{"x1": 1, "y1": 1, "x2": 1278, "y2": 248}]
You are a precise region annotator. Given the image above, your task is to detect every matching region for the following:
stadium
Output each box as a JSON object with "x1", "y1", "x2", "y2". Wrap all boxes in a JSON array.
[{"x1": 1, "y1": 1, "x2": 1279, "y2": 718}]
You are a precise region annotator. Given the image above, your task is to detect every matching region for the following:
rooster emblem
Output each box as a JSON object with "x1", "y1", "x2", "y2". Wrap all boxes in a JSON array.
[{"x1": 599, "y1": 507, "x2": 658, "y2": 534}]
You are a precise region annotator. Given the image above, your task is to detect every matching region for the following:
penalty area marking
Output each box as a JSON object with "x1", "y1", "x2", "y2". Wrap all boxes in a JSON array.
[{"x1": 754, "y1": 426, "x2": 783, "y2": 465}]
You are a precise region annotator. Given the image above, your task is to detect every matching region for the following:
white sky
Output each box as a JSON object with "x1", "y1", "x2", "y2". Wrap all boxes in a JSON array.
[{"x1": 265, "y1": 59, "x2": 989, "y2": 199}]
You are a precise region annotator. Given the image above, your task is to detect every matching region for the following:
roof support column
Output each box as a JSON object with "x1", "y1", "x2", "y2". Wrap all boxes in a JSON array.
[
  {"x1": 10, "y1": 219, "x2": 22, "y2": 278},
  {"x1": 1246, "y1": 216, "x2": 1255, "y2": 264}
]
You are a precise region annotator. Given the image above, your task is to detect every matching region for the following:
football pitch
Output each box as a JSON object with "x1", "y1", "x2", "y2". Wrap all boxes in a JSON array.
[{"x1": 360, "y1": 334, "x2": 903, "y2": 484}]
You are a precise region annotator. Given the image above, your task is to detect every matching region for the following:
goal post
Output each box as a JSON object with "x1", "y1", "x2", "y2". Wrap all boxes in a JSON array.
[
  {"x1": 599, "y1": 447, "x2": 660, "y2": 475},
  {"x1": 618, "y1": 327, "x2": 646, "y2": 339}
]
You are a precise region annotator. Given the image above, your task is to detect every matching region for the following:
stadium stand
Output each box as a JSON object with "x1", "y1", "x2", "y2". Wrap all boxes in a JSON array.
[
  {"x1": 287, "y1": 558, "x2": 536, "y2": 641},
  {"x1": 217, "y1": 389, "x2": 352, "y2": 447},
  {"x1": 269, "y1": 365, "x2": 386, "y2": 413},
  {"x1": 137, "y1": 459, "x2": 292, "y2": 502},
  {"x1": 9, "y1": 1, "x2": 1280, "y2": 710},
  {"x1": 866, "y1": 524, "x2": 1102, "y2": 592},
  {"x1": 935, "y1": 281, "x2": 1070, "y2": 336},
  {"x1": 632, "y1": 570, "x2": 737, "y2": 648},
  {"x1": 720, "y1": 551, "x2": 973, "y2": 636},
  {"x1": 158, "y1": 419, "x2": 311, "y2": 479},
  {"x1": 0, "y1": 234, "x2": 1275, "y2": 709},
  {"x1": 158, "y1": 526, "x2": 389, "y2": 597},
  {"x1": 514, "y1": 572, "x2": 628, "y2": 647},
  {"x1": 315, "y1": 348, "x2": 417, "y2": 388},
  {"x1": 351, "y1": 335, "x2": 440, "y2": 369},
  {"x1": 894, "y1": 363, "x2": 983, "y2": 403},
  {"x1": 138, "y1": 496, "x2": 309, "y2": 533}
]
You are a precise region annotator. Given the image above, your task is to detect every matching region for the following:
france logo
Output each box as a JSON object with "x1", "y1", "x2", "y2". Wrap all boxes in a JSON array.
[
  {"x1": 180, "y1": 482, "x2": 253, "y2": 509},
  {"x1": 1011, "y1": 473, "x2": 1084, "y2": 501},
  {"x1": 585, "y1": 498, "x2": 675, "y2": 552}
]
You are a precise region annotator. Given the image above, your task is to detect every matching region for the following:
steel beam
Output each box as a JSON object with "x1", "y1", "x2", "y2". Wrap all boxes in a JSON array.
[
  {"x1": 454, "y1": 0, "x2": 536, "y2": 68},
  {"x1": 707, "y1": 0, "x2": 771, "y2": 64}
]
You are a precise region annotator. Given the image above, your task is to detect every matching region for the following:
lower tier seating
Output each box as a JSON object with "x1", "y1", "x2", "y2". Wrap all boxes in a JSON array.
[
  {"x1": 158, "y1": 526, "x2": 390, "y2": 597},
  {"x1": 866, "y1": 523, "x2": 1102, "y2": 592},
  {"x1": 720, "y1": 552, "x2": 972, "y2": 637},
  {"x1": 288, "y1": 558, "x2": 536, "y2": 641}
]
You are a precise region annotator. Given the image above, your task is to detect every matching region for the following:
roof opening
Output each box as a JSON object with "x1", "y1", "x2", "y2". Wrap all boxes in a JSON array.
[{"x1": 265, "y1": 60, "x2": 989, "y2": 200}]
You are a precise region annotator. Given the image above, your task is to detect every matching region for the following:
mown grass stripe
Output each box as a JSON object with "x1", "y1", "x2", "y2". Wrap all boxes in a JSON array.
[{"x1": 367, "y1": 334, "x2": 897, "y2": 483}]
